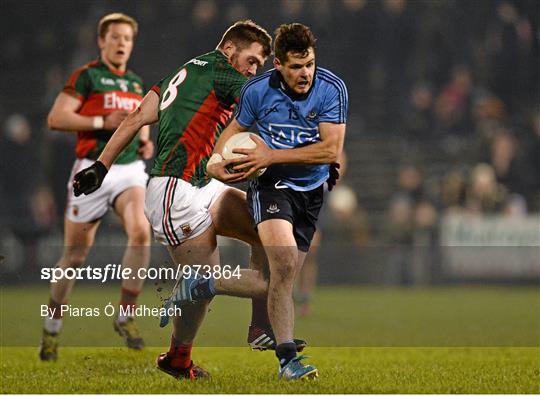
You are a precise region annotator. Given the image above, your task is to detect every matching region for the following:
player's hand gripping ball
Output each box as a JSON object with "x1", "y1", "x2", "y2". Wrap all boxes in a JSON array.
[{"x1": 222, "y1": 132, "x2": 267, "y2": 179}]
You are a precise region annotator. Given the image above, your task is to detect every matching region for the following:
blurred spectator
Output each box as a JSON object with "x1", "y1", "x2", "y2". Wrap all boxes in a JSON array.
[
  {"x1": 396, "y1": 165, "x2": 426, "y2": 204},
  {"x1": 465, "y1": 163, "x2": 506, "y2": 214},
  {"x1": 325, "y1": 184, "x2": 370, "y2": 248},
  {"x1": 471, "y1": 90, "x2": 506, "y2": 141},
  {"x1": 503, "y1": 193, "x2": 528, "y2": 218},
  {"x1": 382, "y1": 193, "x2": 414, "y2": 246},
  {"x1": 439, "y1": 169, "x2": 467, "y2": 212},
  {"x1": 434, "y1": 64, "x2": 474, "y2": 137},
  {"x1": 402, "y1": 81, "x2": 435, "y2": 142},
  {"x1": 414, "y1": 200, "x2": 438, "y2": 236},
  {"x1": 488, "y1": 128, "x2": 529, "y2": 197}
]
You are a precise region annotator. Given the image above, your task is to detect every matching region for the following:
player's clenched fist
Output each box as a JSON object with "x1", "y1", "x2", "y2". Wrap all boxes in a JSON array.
[{"x1": 73, "y1": 161, "x2": 108, "y2": 196}]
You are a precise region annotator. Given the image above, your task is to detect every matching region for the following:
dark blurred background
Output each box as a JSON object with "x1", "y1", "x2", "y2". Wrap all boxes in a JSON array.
[{"x1": 1, "y1": 0, "x2": 539, "y2": 285}]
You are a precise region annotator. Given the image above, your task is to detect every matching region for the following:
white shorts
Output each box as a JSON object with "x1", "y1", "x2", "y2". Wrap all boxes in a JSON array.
[
  {"x1": 145, "y1": 177, "x2": 230, "y2": 245},
  {"x1": 66, "y1": 158, "x2": 148, "y2": 223}
]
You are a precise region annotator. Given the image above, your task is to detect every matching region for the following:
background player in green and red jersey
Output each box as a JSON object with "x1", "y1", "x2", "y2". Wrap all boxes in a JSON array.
[
  {"x1": 73, "y1": 20, "x2": 305, "y2": 380},
  {"x1": 40, "y1": 13, "x2": 153, "y2": 361}
]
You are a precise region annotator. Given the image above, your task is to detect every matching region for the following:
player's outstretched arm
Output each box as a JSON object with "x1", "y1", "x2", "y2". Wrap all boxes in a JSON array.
[
  {"x1": 206, "y1": 118, "x2": 249, "y2": 183},
  {"x1": 98, "y1": 91, "x2": 159, "y2": 168}
]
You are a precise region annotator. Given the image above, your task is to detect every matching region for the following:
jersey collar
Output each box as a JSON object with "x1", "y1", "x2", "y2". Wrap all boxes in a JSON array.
[{"x1": 269, "y1": 69, "x2": 316, "y2": 101}]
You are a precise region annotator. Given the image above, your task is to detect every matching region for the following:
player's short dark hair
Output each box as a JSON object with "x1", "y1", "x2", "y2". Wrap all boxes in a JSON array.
[
  {"x1": 274, "y1": 23, "x2": 316, "y2": 63},
  {"x1": 218, "y1": 20, "x2": 272, "y2": 58},
  {"x1": 98, "y1": 13, "x2": 138, "y2": 39}
]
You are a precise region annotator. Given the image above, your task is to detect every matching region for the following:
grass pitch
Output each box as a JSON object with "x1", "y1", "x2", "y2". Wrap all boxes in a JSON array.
[
  {"x1": 1, "y1": 347, "x2": 538, "y2": 393},
  {"x1": 1, "y1": 285, "x2": 539, "y2": 393}
]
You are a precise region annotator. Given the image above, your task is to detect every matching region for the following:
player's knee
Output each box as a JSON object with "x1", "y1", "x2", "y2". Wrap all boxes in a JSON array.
[
  {"x1": 61, "y1": 252, "x2": 88, "y2": 269},
  {"x1": 270, "y1": 252, "x2": 297, "y2": 282},
  {"x1": 127, "y1": 224, "x2": 150, "y2": 246}
]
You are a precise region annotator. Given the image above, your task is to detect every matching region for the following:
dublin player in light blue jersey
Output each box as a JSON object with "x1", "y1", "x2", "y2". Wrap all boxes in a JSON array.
[{"x1": 208, "y1": 23, "x2": 348, "y2": 380}]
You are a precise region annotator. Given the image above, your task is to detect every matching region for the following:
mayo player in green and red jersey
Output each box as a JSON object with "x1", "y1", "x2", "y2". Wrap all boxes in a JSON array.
[
  {"x1": 73, "y1": 20, "x2": 308, "y2": 380},
  {"x1": 40, "y1": 13, "x2": 153, "y2": 361}
]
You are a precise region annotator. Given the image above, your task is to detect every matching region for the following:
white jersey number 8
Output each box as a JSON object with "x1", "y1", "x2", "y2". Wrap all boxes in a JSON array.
[{"x1": 160, "y1": 68, "x2": 187, "y2": 111}]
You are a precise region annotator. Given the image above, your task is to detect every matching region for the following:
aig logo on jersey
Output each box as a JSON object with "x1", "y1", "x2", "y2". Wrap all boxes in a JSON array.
[{"x1": 268, "y1": 123, "x2": 320, "y2": 149}]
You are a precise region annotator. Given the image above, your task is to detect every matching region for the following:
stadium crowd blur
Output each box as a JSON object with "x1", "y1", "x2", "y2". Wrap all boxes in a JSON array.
[{"x1": 1, "y1": 0, "x2": 539, "y2": 281}]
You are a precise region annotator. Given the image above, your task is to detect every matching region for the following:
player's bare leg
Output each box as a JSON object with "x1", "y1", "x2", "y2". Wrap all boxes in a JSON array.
[
  {"x1": 157, "y1": 225, "x2": 219, "y2": 379},
  {"x1": 257, "y1": 219, "x2": 299, "y2": 344},
  {"x1": 296, "y1": 231, "x2": 321, "y2": 316},
  {"x1": 256, "y1": 219, "x2": 317, "y2": 378},
  {"x1": 40, "y1": 218, "x2": 100, "y2": 361},
  {"x1": 112, "y1": 186, "x2": 151, "y2": 349}
]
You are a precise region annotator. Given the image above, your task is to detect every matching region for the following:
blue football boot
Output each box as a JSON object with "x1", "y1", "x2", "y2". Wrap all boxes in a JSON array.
[
  {"x1": 278, "y1": 356, "x2": 319, "y2": 380},
  {"x1": 159, "y1": 273, "x2": 201, "y2": 327}
]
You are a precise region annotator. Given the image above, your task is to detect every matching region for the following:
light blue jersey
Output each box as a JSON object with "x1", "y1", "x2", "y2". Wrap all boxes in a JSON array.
[{"x1": 235, "y1": 67, "x2": 348, "y2": 191}]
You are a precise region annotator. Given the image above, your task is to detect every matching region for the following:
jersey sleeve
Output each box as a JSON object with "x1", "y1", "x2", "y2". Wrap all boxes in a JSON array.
[
  {"x1": 63, "y1": 68, "x2": 92, "y2": 100},
  {"x1": 318, "y1": 78, "x2": 349, "y2": 124},
  {"x1": 214, "y1": 62, "x2": 247, "y2": 106},
  {"x1": 234, "y1": 82, "x2": 259, "y2": 128},
  {"x1": 150, "y1": 82, "x2": 161, "y2": 96}
]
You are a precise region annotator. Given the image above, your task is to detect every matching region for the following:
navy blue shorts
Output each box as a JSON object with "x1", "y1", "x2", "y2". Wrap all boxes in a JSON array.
[{"x1": 247, "y1": 176, "x2": 324, "y2": 252}]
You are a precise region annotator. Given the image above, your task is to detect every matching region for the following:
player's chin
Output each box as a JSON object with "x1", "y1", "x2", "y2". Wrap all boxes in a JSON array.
[
  {"x1": 295, "y1": 83, "x2": 311, "y2": 93},
  {"x1": 113, "y1": 54, "x2": 129, "y2": 64}
]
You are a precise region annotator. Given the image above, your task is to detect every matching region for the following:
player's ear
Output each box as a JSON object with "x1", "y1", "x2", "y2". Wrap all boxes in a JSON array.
[
  {"x1": 97, "y1": 36, "x2": 105, "y2": 50},
  {"x1": 221, "y1": 40, "x2": 236, "y2": 57},
  {"x1": 273, "y1": 57, "x2": 281, "y2": 70}
]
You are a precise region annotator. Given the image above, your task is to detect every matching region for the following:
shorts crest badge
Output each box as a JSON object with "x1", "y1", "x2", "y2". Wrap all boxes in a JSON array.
[
  {"x1": 267, "y1": 204, "x2": 280, "y2": 214},
  {"x1": 180, "y1": 223, "x2": 192, "y2": 236}
]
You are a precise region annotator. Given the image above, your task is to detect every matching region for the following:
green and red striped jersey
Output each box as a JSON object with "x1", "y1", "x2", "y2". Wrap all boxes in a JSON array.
[
  {"x1": 150, "y1": 50, "x2": 247, "y2": 186},
  {"x1": 63, "y1": 59, "x2": 145, "y2": 164}
]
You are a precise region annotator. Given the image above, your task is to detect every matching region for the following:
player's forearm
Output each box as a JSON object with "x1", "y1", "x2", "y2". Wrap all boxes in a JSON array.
[
  {"x1": 98, "y1": 112, "x2": 144, "y2": 168},
  {"x1": 270, "y1": 141, "x2": 339, "y2": 165},
  {"x1": 47, "y1": 110, "x2": 103, "y2": 132}
]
